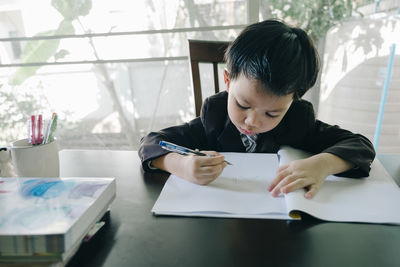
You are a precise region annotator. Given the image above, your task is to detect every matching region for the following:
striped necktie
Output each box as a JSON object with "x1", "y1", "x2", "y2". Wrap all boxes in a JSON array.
[{"x1": 240, "y1": 133, "x2": 258, "y2": 152}]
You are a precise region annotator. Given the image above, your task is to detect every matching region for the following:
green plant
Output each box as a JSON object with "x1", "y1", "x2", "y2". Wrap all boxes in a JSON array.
[
  {"x1": 8, "y1": 0, "x2": 137, "y2": 146},
  {"x1": 9, "y1": 0, "x2": 91, "y2": 85},
  {"x1": 265, "y1": 0, "x2": 374, "y2": 44}
]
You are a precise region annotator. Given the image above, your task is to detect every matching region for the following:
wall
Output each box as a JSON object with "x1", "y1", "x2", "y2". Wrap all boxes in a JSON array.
[{"x1": 318, "y1": 14, "x2": 400, "y2": 153}]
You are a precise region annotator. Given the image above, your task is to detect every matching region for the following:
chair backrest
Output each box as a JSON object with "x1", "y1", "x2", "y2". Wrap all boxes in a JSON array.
[{"x1": 188, "y1": 39, "x2": 230, "y2": 116}]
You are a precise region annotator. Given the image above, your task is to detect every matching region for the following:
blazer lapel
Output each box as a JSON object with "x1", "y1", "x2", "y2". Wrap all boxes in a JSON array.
[
  {"x1": 256, "y1": 131, "x2": 280, "y2": 153},
  {"x1": 215, "y1": 112, "x2": 281, "y2": 153},
  {"x1": 217, "y1": 118, "x2": 246, "y2": 152}
]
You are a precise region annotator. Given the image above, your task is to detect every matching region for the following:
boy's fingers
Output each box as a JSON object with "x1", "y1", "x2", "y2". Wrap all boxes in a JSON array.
[
  {"x1": 276, "y1": 164, "x2": 289, "y2": 172},
  {"x1": 200, "y1": 150, "x2": 220, "y2": 156},
  {"x1": 280, "y1": 178, "x2": 309, "y2": 194},
  {"x1": 198, "y1": 155, "x2": 225, "y2": 166},
  {"x1": 271, "y1": 173, "x2": 306, "y2": 197},
  {"x1": 200, "y1": 164, "x2": 225, "y2": 176},
  {"x1": 270, "y1": 175, "x2": 292, "y2": 196},
  {"x1": 196, "y1": 161, "x2": 227, "y2": 183},
  {"x1": 305, "y1": 184, "x2": 320, "y2": 199},
  {"x1": 268, "y1": 168, "x2": 291, "y2": 191}
]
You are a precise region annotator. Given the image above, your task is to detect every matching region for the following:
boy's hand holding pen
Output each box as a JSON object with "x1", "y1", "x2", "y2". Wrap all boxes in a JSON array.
[
  {"x1": 159, "y1": 141, "x2": 232, "y2": 165},
  {"x1": 28, "y1": 113, "x2": 58, "y2": 145},
  {"x1": 156, "y1": 141, "x2": 231, "y2": 186}
]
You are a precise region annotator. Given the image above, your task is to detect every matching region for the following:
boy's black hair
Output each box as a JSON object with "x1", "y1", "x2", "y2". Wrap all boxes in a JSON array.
[{"x1": 225, "y1": 19, "x2": 319, "y2": 99}]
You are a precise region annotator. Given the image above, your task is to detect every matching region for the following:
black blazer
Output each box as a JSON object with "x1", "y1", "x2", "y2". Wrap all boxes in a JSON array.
[{"x1": 139, "y1": 91, "x2": 375, "y2": 177}]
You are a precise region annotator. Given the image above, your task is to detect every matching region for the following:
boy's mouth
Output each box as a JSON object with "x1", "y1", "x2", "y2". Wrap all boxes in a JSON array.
[{"x1": 239, "y1": 127, "x2": 256, "y2": 136}]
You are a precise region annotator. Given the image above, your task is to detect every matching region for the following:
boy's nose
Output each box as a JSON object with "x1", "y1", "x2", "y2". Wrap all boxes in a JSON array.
[{"x1": 244, "y1": 112, "x2": 260, "y2": 128}]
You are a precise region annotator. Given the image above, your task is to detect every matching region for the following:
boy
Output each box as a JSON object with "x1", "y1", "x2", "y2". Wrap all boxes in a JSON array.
[{"x1": 138, "y1": 19, "x2": 375, "y2": 199}]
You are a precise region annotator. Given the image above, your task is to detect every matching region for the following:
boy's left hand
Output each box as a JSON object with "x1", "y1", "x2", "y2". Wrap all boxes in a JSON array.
[
  {"x1": 268, "y1": 153, "x2": 354, "y2": 199},
  {"x1": 268, "y1": 155, "x2": 329, "y2": 199}
]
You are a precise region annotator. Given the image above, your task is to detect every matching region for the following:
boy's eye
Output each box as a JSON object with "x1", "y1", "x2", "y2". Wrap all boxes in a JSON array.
[
  {"x1": 266, "y1": 113, "x2": 279, "y2": 118},
  {"x1": 236, "y1": 101, "x2": 249, "y2": 110}
]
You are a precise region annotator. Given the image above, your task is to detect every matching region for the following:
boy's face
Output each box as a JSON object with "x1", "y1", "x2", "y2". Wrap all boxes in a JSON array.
[{"x1": 224, "y1": 70, "x2": 293, "y2": 136}]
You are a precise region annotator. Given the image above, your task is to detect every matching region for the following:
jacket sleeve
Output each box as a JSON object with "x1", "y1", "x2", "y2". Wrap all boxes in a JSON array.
[
  {"x1": 283, "y1": 101, "x2": 376, "y2": 178},
  {"x1": 137, "y1": 95, "x2": 220, "y2": 172},
  {"x1": 138, "y1": 117, "x2": 208, "y2": 172}
]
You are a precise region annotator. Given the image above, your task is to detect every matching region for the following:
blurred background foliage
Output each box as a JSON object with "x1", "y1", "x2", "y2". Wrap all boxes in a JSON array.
[
  {"x1": 263, "y1": 0, "x2": 376, "y2": 44},
  {"x1": 0, "y1": 0, "x2": 388, "y2": 148}
]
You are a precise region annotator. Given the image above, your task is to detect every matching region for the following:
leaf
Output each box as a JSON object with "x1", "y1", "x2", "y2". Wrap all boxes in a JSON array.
[
  {"x1": 9, "y1": 20, "x2": 75, "y2": 86},
  {"x1": 54, "y1": 49, "x2": 70, "y2": 61},
  {"x1": 267, "y1": 0, "x2": 357, "y2": 42},
  {"x1": 52, "y1": 0, "x2": 92, "y2": 20}
]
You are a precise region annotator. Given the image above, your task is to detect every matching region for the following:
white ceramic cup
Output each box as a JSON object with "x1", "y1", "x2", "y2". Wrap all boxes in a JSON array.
[{"x1": 10, "y1": 138, "x2": 60, "y2": 177}]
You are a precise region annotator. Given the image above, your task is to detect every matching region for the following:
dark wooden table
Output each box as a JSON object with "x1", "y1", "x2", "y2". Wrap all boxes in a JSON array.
[{"x1": 60, "y1": 150, "x2": 400, "y2": 267}]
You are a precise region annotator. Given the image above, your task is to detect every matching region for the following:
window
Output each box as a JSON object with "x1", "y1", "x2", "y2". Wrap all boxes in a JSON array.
[
  {"x1": 0, "y1": 0, "x2": 253, "y2": 149},
  {"x1": 2, "y1": 0, "x2": 393, "y2": 153}
]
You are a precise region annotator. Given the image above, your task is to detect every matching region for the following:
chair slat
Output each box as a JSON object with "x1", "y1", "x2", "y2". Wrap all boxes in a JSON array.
[{"x1": 188, "y1": 39, "x2": 230, "y2": 116}]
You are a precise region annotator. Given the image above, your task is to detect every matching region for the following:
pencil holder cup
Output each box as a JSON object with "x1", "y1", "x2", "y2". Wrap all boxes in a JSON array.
[
  {"x1": 9, "y1": 138, "x2": 59, "y2": 177},
  {"x1": 0, "y1": 147, "x2": 15, "y2": 177}
]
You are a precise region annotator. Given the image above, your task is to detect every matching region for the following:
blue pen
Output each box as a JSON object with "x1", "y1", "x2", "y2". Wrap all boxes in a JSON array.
[{"x1": 159, "y1": 141, "x2": 232, "y2": 165}]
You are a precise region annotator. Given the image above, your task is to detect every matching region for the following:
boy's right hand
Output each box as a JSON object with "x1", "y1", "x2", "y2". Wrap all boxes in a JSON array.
[
  {"x1": 180, "y1": 151, "x2": 227, "y2": 185},
  {"x1": 152, "y1": 151, "x2": 227, "y2": 185}
]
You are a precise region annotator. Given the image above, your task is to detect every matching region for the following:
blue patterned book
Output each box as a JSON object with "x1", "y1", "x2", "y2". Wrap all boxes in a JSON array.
[{"x1": 0, "y1": 177, "x2": 116, "y2": 263}]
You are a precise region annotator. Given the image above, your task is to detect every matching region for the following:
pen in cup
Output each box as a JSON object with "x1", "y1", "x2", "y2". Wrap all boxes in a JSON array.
[
  {"x1": 37, "y1": 114, "x2": 43, "y2": 144},
  {"x1": 27, "y1": 113, "x2": 58, "y2": 145},
  {"x1": 43, "y1": 112, "x2": 57, "y2": 144},
  {"x1": 159, "y1": 140, "x2": 232, "y2": 165},
  {"x1": 31, "y1": 115, "x2": 36, "y2": 145}
]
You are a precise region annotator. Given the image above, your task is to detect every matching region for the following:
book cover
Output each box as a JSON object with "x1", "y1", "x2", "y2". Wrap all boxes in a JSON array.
[{"x1": 0, "y1": 177, "x2": 116, "y2": 262}]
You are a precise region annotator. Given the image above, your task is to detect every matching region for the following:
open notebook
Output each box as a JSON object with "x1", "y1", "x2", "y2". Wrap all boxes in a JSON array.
[
  {"x1": 152, "y1": 147, "x2": 400, "y2": 224},
  {"x1": 0, "y1": 177, "x2": 116, "y2": 264}
]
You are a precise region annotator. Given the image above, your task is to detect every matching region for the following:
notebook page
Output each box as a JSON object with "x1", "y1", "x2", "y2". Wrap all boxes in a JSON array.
[
  {"x1": 152, "y1": 152, "x2": 290, "y2": 218},
  {"x1": 278, "y1": 146, "x2": 400, "y2": 224}
]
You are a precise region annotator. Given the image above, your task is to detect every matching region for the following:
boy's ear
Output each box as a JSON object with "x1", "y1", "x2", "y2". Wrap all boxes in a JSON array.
[{"x1": 223, "y1": 69, "x2": 230, "y2": 92}]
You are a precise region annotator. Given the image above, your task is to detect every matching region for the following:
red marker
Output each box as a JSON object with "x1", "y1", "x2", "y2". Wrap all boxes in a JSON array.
[
  {"x1": 37, "y1": 114, "x2": 43, "y2": 144},
  {"x1": 31, "y1": 115, "x2": 36, "y2": 145}
]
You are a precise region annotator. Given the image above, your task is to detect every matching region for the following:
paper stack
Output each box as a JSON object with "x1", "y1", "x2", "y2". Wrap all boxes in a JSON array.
[{"x1": 0, "y1": 177, "x2": 116, "y2": 265}]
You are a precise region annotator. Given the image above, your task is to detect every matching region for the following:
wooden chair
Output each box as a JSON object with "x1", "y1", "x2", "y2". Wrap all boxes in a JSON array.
[{"x1": 188, "y1": 39, "x2": 230, "y2": 116}]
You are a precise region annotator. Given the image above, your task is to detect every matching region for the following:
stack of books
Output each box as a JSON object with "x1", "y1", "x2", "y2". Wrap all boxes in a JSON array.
[{"x1": 0, "y1": 177, "x2": 116, "y2": 266}]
